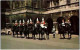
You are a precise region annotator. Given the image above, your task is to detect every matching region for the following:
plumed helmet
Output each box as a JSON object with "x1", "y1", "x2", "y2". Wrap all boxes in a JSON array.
[
  {"x1": 42, "y1": 17, "x2": 44, "y2": 21},
  {"x1": 30, "y1": 18, "x2": 32, "y2": 22},
  {"x1": 23, "y1": 19, "x2": 25, "y2": 23},
  {"x1": 37, "y1": 18, "x2": 39, "y2": 22},
  {"x1": 27, "y1": 19, "x2": 29, "y2": 24},
  {"x1": 19, "y1": 20, "x2": 21, "y2": 24},
  {"x1": 15, "y1": 20, "x2": 17, "y2": 23}
]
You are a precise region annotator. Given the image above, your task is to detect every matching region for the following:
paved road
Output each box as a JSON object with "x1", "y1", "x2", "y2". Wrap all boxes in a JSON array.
[{"x1": 1, "y1": 34, "x2": 79, "y2": 49}]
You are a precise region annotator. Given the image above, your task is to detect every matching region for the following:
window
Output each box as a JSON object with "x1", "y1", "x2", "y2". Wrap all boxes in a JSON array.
[{"x1": 67, "y1": 0, "x2": 71, "y2": 4}]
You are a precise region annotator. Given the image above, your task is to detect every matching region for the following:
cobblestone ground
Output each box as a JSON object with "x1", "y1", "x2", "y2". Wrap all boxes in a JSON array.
[{"x1": 1, "y1": 33, "x2": 79, "y2": 49}]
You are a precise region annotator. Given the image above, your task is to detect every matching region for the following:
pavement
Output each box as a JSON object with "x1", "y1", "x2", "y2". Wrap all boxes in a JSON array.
[{"x1": 1, "y1": 34, "x2": 79, "y2": 49}]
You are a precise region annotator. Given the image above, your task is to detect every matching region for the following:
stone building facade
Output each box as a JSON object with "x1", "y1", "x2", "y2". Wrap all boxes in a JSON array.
[{"x1": 1, "y1": 0, "x2": 79, "y2": 25}]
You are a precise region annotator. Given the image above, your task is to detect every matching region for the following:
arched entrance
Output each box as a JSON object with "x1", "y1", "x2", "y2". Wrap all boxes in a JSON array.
[{"x1": 70, "y1": 15, "x2": 79, "y2": 35}]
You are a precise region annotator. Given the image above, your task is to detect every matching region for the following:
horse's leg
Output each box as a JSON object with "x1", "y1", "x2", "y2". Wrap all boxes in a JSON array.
[
  {"x1": 63, "y1": 33, "x2": 65, "y2": 38},
  {"x1": 60, "y1": 34, "x2": 62, "y2": 38},
  {"x1": 17, "y1": 32, "x2": 18, "y2": 38}
]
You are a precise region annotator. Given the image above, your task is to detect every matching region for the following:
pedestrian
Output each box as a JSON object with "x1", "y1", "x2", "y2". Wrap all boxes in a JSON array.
[{"x1": 52, "y1": 25, "x2": 56, "y2": 38}]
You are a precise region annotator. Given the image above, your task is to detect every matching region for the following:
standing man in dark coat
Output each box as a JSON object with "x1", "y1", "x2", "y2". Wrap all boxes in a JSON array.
[{"x1": 46, "y1": 17, "x2": 53, "y2": 39}]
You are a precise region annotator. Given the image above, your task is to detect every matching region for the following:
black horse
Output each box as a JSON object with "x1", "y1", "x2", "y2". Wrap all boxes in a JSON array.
[
  {"x1": 46, "y1": 17, "x2": 53, "y2": 39},
  {"x1": 57, "y1": 17, "x2": 73, "y2": 39},
  {"x1": 57, "y1": 17, "x2": 66, "y2": 38}
]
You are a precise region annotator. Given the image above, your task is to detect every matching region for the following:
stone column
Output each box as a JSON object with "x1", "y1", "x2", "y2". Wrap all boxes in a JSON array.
[
  {"x1": 52, "y1": 0, "x2": 54, "y2": 7},
  {"x1": 10, "y1": 1, "x2": 12, "y2": 9},
  {"x1": 13, "y1": 2, "x2": 15, "y2": 9},
  {"x1": 49, "y1": 1, "x2": 52, "y2": 8},
  {"x1": 24, "y1": 0, "x2": 26, "y2": 6},
  {"x1": 19, "y1": 1, "x2": 21, "y2": 7}
]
